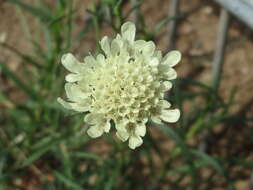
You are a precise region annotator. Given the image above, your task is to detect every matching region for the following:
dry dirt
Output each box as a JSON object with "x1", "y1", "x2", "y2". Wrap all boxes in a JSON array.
[{"x1": 1, "y1": 0, "x2": 253, "y2": 189}]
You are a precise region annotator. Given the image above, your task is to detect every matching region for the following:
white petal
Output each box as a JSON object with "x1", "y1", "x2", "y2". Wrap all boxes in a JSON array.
[
  {"x1": 71, "y1": 102, "x2": 90, "y2": 112},
  {"x1": 158, "y1": 100, "x2": 171, "y2": 108},
  {"x1": 149, "y1": 58, "x2": 159, "y2": 67},
  {"x1": 164, "y1": 68, "x2": 177, "y2": 80},
  {"x1": 162, "y1": 51, "x2": 181, "y2": 67},
  {"x1": 121, "y1": 22, "x2": 136, "y2": 43},
  {"x1": 65, "y1": 83, "x2": 87, "y2": 102},
  {"x1": 84, "y1": 55, "x2": 97, "y2": 67},
  {"x1": 84, "y1": 113, "x2": 104, "y2": 125},
  {"x1": 110, "y1": 39, "x2": 120, "y2": 56},
  {"x1": 104, "y1": 120, "x2": 111, "y2": 133},
  {"x1": 63, "y1": 83, "x2": 74, "y2": 101},
  {"x1": 142, "y1": 41, "x2": 155, "y2": 56},
  {"x1": 134, "y1": 40, "x2": 146, "y2": 49},
  {"x1": 160, "y1": 109, "x2": 180, "y2": 123},
  {"x1": 57, "y1": 98, "x2": 90, "y2": 112},
  {"x1": 115, "y1": 120, "x2": 128, "y2": 131},
  {"x1": 57, "y1": 97, "x2": 72, "y2": 110},
  {"x1": 129, "y1": 135, "x2": 143, "y2": 149},
  {"x1": 154, "y1": 50, "x2": 162, "y2": 61},
  {"x1": 116, "y1": 34, "x2": 122, "y2": 41},
  {"x1": 151, "y1": 115, "x2": 163, "y2": 124},
  {"x1": 116, "y1": 130, "x2": 129, "y2": 142},
  {"x1": 100, "y1": 36, "x2": 111, "y2": 55},
  {"x1": 96, "y1": 54, "x2": 105, "y2": 63},
  {"x1": 87, "y1": 125, "x2": 103, "y2": 138},
  {"x1": 61, "y1": 53, "x2": 83, "y2": 73},
  {"x1": 161, "y1": 81, "x2": 172, "y2": 92},
  {"x1": 115, "y1": 34, "x2": 124, "y2": 48},
  {"x1": 135, "y1": 124, "x2": 146, "y2": 137},
  {"x1": 65, "y1": 74, "x2": 82, "y2": 82}
]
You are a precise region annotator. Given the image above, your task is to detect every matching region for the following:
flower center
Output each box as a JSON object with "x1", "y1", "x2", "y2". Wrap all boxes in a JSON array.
[{"x1": 87, "y1": 55, "x2": 161, "y2": 125}]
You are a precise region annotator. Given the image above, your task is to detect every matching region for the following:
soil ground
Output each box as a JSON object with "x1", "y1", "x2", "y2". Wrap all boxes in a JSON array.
[{"x1": 1, "y1": 0, "x2": 253, "y2": 189}]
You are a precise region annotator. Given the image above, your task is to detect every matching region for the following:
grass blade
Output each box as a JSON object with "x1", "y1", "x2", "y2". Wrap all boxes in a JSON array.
[
  {"x1": 8, "y1": 0, "x2": 52, "y2": 23},
  {"x1": 53, "y1": 170, "x2": 83, "y2": 190},
  {"x1": 190, "y1": 149, "x2": 225, "y2": 175},
  {"x1": 0, "y1": 62, "x2": 38, "y2": 100},
  {"x1": 74, "y1": 152, "x2": 103, "y2": 162},
  {"x1": 1, "y1": 43, "x2": 43, "y2": 68},
  {"x1": 20, "y1": 145, "x2": 53, "y2": 168}
]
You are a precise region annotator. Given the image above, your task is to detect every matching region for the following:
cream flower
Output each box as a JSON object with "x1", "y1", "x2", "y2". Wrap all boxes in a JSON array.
[{"x1": 58, "y1": 22, "x2": 181, "y2": 149}]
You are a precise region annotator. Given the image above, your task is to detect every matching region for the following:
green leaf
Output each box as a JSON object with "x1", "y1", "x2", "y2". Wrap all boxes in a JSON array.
[
  {"x1": 154, "y1": 122, "x2": 198, "y2": 188},
  {"x1": 124, "y1": 0, "x2": 143, "y2": 19},
  {"x1": 153, "y1": 16, "x2": 178, "y2": 35},
  {"x1": 20, "y1": 146, "x2": 52, "y2": 168},
  {"x1": 32, "y1": 136, "x2": 53, "y2": 150},
  {"x1": 190, "y1": 149, "x2": 225, "y2": 175},
  {"x1": 20, "y1": 138, "x2": 61, "y2": 168},
  {"x1": 1, "y1": 43, "x2": 42, "y2": 68},
  {"x1": 154, "y1": 123, "x2": 189, "y2": 156},
  {"x1": 0, "y1": 63, "x2": 38, "y2": 100},
  {"x1": 8, "y1": 0, "x2": 52, "y2": 23},
  {"x1": 74, "y1": 152, "x2": 103, "y2": 162},
  {"x1": 53, "y1": 170, "x2": 83, "y2": 190},
  {"x1": 167, "y1": 160, "x2": 210, "y2": 175},
  {"x1": 104, "y1": 164, "x2": 120, "y2": 190},
  {"x1": 177, "y1": 77, "x2": 213, "y2": 91}
]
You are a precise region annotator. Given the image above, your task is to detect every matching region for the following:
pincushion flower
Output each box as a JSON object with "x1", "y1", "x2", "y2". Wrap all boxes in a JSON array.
[{"x1": 58, "y1": 22, "x2": 181, "y2": 149}]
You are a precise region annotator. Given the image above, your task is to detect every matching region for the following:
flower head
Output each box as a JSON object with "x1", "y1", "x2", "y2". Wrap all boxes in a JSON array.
[{"x1": 58, "y1": 22, "x2": 181, "y2": 149}]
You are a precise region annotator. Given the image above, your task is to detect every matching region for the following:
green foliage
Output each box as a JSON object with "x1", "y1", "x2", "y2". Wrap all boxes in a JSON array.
[{"x1": 0, "y1": 0, "x2": 251, "y2": 189}]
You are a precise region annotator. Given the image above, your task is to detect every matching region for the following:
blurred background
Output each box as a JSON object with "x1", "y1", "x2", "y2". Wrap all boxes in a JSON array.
[{"x1": 0, "y1": 0, "x2": 253, "y2": 189}]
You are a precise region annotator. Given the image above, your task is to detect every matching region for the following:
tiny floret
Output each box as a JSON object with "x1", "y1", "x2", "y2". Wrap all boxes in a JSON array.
[{"x1": 58, "y1": 22, "x2": 181, "y2": 149}]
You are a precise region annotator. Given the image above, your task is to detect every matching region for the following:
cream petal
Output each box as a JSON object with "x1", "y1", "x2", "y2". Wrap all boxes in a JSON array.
[
  {"x1": 162, "y1": 50, "x2": 181, "y2": 67},
  {"x1": 151, "y1": 114, "x2": 163, "y2": 124},
  {"x1": 57, "y1": 98, "x2": 90, "y2": 112},
  {"x1": 160, "y1": 109, "x2": 180, "y2": 123},
  {"x1": 161, "y1": 81, "x2": 172, "y2": 92},
  {"x1": 87, "y1": 125, "x2": 103, "y2": 138},
  {"x1": 65, "y1": 83, "x2": 88, "y2": 102},
  {"x1": 111, "y1": 39, "x2": 120, "y2": 56},
  {"x1": 85, "y1": 114, "x2": 110, "y2": 133},
  {"x1": 100, "y1": 36, "x2": 111, "y2": 55},
  {"x1": 96, "y1": 54, "x2": 105, "y2": 63},
  {"x1": 61, "y1": 53, "x2": 83, "y2": 73},
  {"x1": 164, "y1": 68, "x2": 177, "y2": 80},
  {"x1": 57, "y1": 97, "x2": 72, "y2": 110},
  {"x1": 115, "y1": 35, "x2": 124, "y2": 48},
  {"x1": 71, "y1": 102, "x2": 90, "y2": 112},
  {"x1": 142, "y1": 41, "x2": 155, "y2": 56},
  {"x1": 154, "y1": 50, "x2": 162, "y2": 61},
  {"x1": 149, "y1": 57, "x2": 159, "y2": 67},
  {"x1": 84, "y1": 113, "x2": 104, "y2": 125},
  {"x1": 121, "y1": 21, "x2": 136, "y2": 43},
  {"x1": 84, "y1": 55, "x2": 97, "y2": 68},
  {"x1": 158, "y1": 100, "x2": 171, "y2": 109},
  {"x1": 116, "y1": 130, "x2": 129, "y2": 142},
  {"x1": 104, "y1": 120, "x2": 111, "y2": 133},
  {"x1": 134, "y1": 40, "x2": 146, "y2": 49},
  {"x1": 65, "y1": 74, "x2": 82, "y2": 82},
  {"x1": 129, "y1": 135, "x2": 143, "y2": 149},
  {"x1": 116, "y1": 34, "x2": 122, "y2": 41},
  {"x1": 115, "y1": 120, "x2": 128, "y2": 132},
  {"x1": 135, "y1": 124, "x2": 146, "y2": 137}
]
